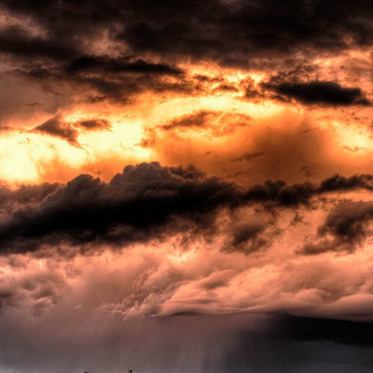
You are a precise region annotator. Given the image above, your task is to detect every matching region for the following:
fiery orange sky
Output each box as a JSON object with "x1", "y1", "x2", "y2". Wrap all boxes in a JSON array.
[{"x1": 1, "y1": 1, "x2": 373, "y2": 372}]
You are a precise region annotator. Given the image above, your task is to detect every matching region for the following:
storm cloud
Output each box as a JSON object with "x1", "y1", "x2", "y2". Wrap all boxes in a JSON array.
[
  {"x1": 1, "y1": 0, "x2": 373, "y2": 106},
  {"x1": 0, "y1": 162, "x2": 373, "y2": 253},
  {"x1": 33, "y1": 115, "x2": 112, "y2": 144},
  {"x1": 265, "y1": 80, "x2": 370, "y2": 106},
  {"x1": 302, "y1": 201, "x2": 373, "y2": 254},
  {"x1": 0, "y1": 162, "x2": 239, "y2": 252},
  {"x1": 2, "y1": 1, "x2": 373, "y2": 371}
]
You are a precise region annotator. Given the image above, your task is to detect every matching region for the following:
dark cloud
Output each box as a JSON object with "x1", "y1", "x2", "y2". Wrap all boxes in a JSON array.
[
  {"x1": 61, "y1": 55, "x2": 187, "y2": 102},
  {"x1": 223, "y1": 314, "x2": 373, "y2": 373},
  {"x1": 318, "y1": 174, "x2": 373, "y2": 193},
  {"x1": 0, "y1": 162, "x2": 239, "y2": 253},
  {"x1": 2, "y1": 0, "x2": 373, "y2": 106},
  {"x1": 14, "y1": 56, "x2": 192, "y2": 105},
  {"x1": 159, "y1": 111, "x2": 251, "y2": 136},
  {"x1": 301, "y1": 201, "x2": 373, "y2": 254},
  {"x1": 67, "y1": 55, "x2": 183, "y2": 76},
  {"x1": 244, "y1": 86, "x2": 263, "y2": 100},
  {"x1": 0, "y1": 25, "x2": 79, "y2": 60},
  {"x1": 215, "y1": 84, "x2": 238, "y2": 92},
  {"x1": 33, "y1": 115, "x2": 112, "y2": 144},
  {"x1": 33, "y1": 115, "x2": 78, "y2": 144},
  {"x1": 0, "y1": 182, "x2": 59, "y2": 213},
  {"x1": 161, "y1": 111, "x2": 219, "y2": 131},
  {"x1": 194, "y1": 75, "x2": 223, "y2": 83},
  {"x1": 277, "y1": 315, "x2": 373, "y2": 346},
  {"x1": 232, "y1": 152, "x2": 265, "y2": 162},
  {"x1": 0, "y1": 162, "x2": 373, "y2": 253},
  {"x1": 3, "y1": 2, "x2": 373, "y2": 371},
  {"x1": 75, "y1": 118, "x2": 111, "y2": 130},
  {"x1": 119, "y1": 0, "x2": 373, "y2": 66},
  {"x1": 323, "y1": 202, "x2": 373, "y2": 244},
  {"x1": 244, "y1": 173, "x2": 373, "y2": 207},
  {"x1": 222, "y1": 221, "x2": 280, "y2": 255},
  {"x1": 264, "y1": 80, "x2": 370, "y2": 106},
  {"x1": 268, "y1": 64, "x2": 320, "y2": 85}
]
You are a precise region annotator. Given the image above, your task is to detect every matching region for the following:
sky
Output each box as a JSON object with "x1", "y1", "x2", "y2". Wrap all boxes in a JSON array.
[{"x1": 1, "y1": 1, "x2": 373, "y2": 372}]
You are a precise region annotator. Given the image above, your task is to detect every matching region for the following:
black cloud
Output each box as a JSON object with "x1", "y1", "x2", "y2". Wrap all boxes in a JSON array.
[
  {"x1": 222, "y1": 221, "x2": 280, "y2": 255},
  {"x1": 20, "y1": 58, "x2": 192, "y2": 104},
  {"x1": 302, "y1": 201, "x2": 373, "y2": 254},
  {"x1": 245, "y1": 174, "x2": 373, "y2": 206},
  {"x1": 67, "y1": 56, "x2": 182, "y2": 76},
  {"x1": 160, "y1": 111, "x2": 218, "y2": 130},
  {"x1": 33, "y1": 115, "x2": 78, "y2": 144},
  {"x1": 264, "y1": 80, "x2": 370, "y2": 106},
  {"x1": 0, "y1": 182, "x2": 59, "y2": 213},
  {"x1": 277, "y1": 315, "x2": 373, "y2": 346},
  {"x1": 3, "y1": 0, "x2": 373, "y2": 104},
  {"x1": 75, "y1": 119, "x2": 111, "y2": 130},
  {"x1": 223, "y1": 314, "x2": 373, "y2": 372},
  {"x1": 33, "y1": 115, "x2": 112, "y2": 144},
  {"x1": 119, "y1": 0, "x2": 373, "y2": 66},
  {"x1": 0, "y1": 25, "x2": 79, "y2": 60},
  {"x1": 0, "y1": 162, "x2": 239, "y2": 253},
  {"x1": 0, "y1": 162, "x2": 373, "y2": 254},
  {"x1": 232, "y1": 152, "x2": 265, "y2": 162},
  {"x1": 159, "y1": 111, "x2": 251, "y2": 135}
]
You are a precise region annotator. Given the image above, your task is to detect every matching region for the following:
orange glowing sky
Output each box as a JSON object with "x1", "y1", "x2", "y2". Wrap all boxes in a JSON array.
[{"x1": 1, "y1": 57, "x2": 372, "y2": 186}]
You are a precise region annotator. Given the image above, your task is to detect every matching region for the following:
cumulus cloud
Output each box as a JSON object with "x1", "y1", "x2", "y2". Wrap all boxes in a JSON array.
[
  {"x1": 2, "y1": 201, "x2": 373, "y2": 372},
  {"x1": 0, "y1": 162, "x2": 373, "y2": 254},
  {"x1": 0, "y1": 182, "x2": 59, "y2": 212},
  {"x1": 0, "y1": 162, "x2": 239, "y2": 252}
]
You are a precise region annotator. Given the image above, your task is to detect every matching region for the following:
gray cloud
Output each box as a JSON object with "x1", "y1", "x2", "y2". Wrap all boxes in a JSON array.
[
  {"x1": 33, "y1": 115, "x2": 78, "y2": 144},
  {"x1": 32, "y1": 115, "x2": 112, "y2": 145},
  {"x1": 0, "y1": 162, "x2": 372, "y2": 254},
  {"x1": 302, "y1": 201, "x2": 373, "y2": 254},
  {"x1": 1, "y1": 0, "x2": 373, "y2": 108},
  {"x1": 264, "y1": 80, "x2": 370, "y2": 106}
]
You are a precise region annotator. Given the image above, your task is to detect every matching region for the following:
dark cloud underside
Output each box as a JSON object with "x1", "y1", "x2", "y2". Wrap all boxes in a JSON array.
[
  {"x1": 1, "y1": 0, "x2": 373, "y2": 104},
  {"x1": 302, "y1": 201, "x2": 373, "y2": 254},
  {"x1": 33, "y1": 115, "x2": 112, "y2": 144},
  {"x1": 265, "y1": 81, "x2": 370, "y2": 106},
  {"x1": 0, "y1": 162, "x2": 373, "y2": 253},
  {"x1": 33, "y1": 115, "x2": 78, "y2": 144}
]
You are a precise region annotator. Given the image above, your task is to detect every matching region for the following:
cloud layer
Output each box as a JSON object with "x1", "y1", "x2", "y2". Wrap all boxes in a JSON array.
[
  {"x1": 1, "y1": 163, "x2": 373, "y2": 255},
  {"x1": 1, "y1": 1, "x2": 373, "y2": 371}
]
